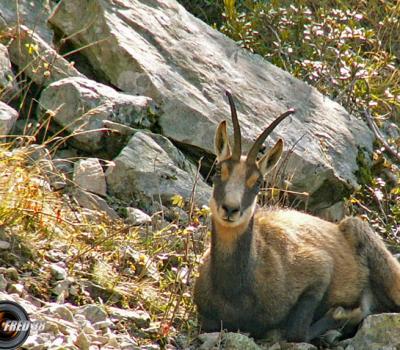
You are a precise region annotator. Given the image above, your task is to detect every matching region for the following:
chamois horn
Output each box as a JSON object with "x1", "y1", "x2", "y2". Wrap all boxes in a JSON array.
[
  {"x1": 246, "y1": 108, "x2": 295, "y2": 164},
  {"x1": 226, "y1": 91, "x2": 242, "y2": 161}
]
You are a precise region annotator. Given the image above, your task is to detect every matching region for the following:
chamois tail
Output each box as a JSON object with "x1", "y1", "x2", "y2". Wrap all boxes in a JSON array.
[{"x1": 339, "y1": 217, "x2": 400, "y2": 311}]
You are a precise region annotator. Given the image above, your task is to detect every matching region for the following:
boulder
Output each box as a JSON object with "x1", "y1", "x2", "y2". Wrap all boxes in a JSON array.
[
  {"x1": 0, "y1": 101, "x2": 18, "y2": 136},
  {"x1": 73, "y1": 158, "x2": 106, "y2": 197},
  {"x1": 7, "y1": 26, "x2": 85, "y2": 87},
  {"x1": 343, "y1": 313, "x2": 400, "y2": 350},
  {"x1": 105, "y1": 130, "x2": 211, "y2": 208},
  {"x1": 0, "y1": 44, "x2": 18, "y2": 102},
  {"x1": 49, "y1": 0, "x2": 374, "y2": 209},
  {"x1": 0, "y1": 0, "x2": 53, "y2": 45},
  {"x1": 38, "y1": 77, "x2": 156, "y2": 153}
]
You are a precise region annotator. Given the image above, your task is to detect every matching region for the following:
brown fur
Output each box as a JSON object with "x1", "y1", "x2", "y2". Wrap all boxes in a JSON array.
[
  {"x1": 194, "y1": 206, "x2": 400, "y2": 341},
  {"x1": 193, "y1": 92, "x2": 400, "y2": 342}
]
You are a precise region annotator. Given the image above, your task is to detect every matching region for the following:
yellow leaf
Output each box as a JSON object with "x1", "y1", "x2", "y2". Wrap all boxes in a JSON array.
[
  {"x1": 171, "y1": 194, "x2": 184, "y2": 208},
  {"x1": 25, "y1": 43, "x2": 39, "y2": 55}
]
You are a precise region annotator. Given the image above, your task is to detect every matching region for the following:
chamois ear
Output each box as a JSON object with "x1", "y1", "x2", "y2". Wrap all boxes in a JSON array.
[
  {"x1": 258, "y1": 138, "x2": 284, "y2": 176},
  {"x1": 215, "y1": 120, "x2": 232, "y2": 162}
]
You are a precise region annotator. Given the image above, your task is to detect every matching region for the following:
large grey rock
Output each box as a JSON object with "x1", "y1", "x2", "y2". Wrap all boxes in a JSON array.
[
  {"x1": 106, "y1": 130, "x2": 211, "y2": 207},
  {"x1": 0, "y1": 44, "x2": 18, "y2": 102},
  {"x1": 0, "y1": 0, "x2": 53, "y2": 45},
  {"x1": 0, "y1": 101, "x2": 18, "y2": 135},
  {"x1": 39, "y1": 77, "x2": 156, "y2": 153},
  {"x1": 49, "y1": 0, "x2": 374, "y2": 209},
  {"x1": 343, "y1": 313, "x2": 400, "y2": 350},
  {"x1": 8, "y1": 26, "x2": 84, "y2": 87}
]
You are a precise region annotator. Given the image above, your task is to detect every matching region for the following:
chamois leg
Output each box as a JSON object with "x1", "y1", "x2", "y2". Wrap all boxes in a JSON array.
[
  {"x1": 340, "y1": 217, "x2": 400, "y2": 310},
  {"x1": 309, "y1": 306, "x2": 364, "y2": 341},
  {"x1": 310, "y1": 285, "x2": 374, "y2": 341},
  {"x1": 285, "y1": 286, "x2": 328, "y2": 342}
]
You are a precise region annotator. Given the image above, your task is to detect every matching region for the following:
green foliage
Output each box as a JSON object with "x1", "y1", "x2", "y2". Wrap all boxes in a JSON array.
[
  {"x1": 177, "y1": 0, "x2": 225, "y2": 26},
  {"x1": 221, "y1": 0, "x2": 400, "y2": 120}
]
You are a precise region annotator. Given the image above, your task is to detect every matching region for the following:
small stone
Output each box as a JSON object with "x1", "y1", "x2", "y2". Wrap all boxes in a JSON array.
[
  {"x1": 82, "y1": 324, "x2": 96, "y2": 335},
  {"x1": 108, "y1": 307, "x2": 150, "y2": 328},
  {"x1": 198, "y1": 332, "x2": 220, "y2": 350},
  {"x1": 92, "y1": 319, "x2": 113, "y2": 330},
  {"x1": 69, "y1": 284, "x2": 80, "y2": 296},
  {"x1": 50, "y1": 305, "x2": 75, "y2": 323},
  {"x1": 0, "y1": 274, "x2": 7, "y2": 291},
  {"x1": 7, "y1": 283, "x2": 24, "y2": 296},
  {"x1": 50, "y1": 263, "x2": 68, "y2": 280},
  {"x1": 53, "y1": 279, "x2": 70, "y2": 296},
  {"x1": 0, "y1": 102, "x2": 18, "y2": 135},
  {"x1": 73, "y1": 189, "x2": 119, "y2": 220},
  {"x1": 91, "y1": 335, "x2": 109, "y2": 345},
  {"x1": 23, "y1": 334, "x2": 48, "y2": 349},
  {"x1": 79, "y1": 305, "x2": 107, "y2": 323},
  {"x1": 5, "y1": 267, "x2": 19, "y2": 281},
  {"x1": 126, "y1": 207, "x2": 151, "y2": 225},
  {"x1": 223, "y1": 332, "x2": 261, "y2": 350},
  {"x1": 50, "y1": 335, "x2": 66, "y2": 347},
  {"x1": 106, "y1": 336, "x2": 119, "y2": 348},
  {"x1": 74, "y1": 314, "x2": 87, "y2": 324},
  {"x1": 0, "y1": 240, "x2": 10, "y2": 249},
  {"x1": 281, "y1": 342, "x2": 317, "y2": 350},
  {"x1": 42, "y1": 321, "x2": 60, "y2": 334},
  {"x1": 140, "y1": 345, "x2": 160, "y2": 350},
  {"x1": 118, "y1": 335, "x2": 138, "y2": 348},
  {"x1": 75, "y1": 332, "x2": 90, "y2": 350},
  {"x1": 73, "y1": 158, "x2": 107, "y2": 197}
]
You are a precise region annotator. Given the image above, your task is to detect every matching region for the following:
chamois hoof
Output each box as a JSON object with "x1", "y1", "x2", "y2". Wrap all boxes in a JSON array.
[{"x1": 320, "y1": 329, "x2": 343, "y2": 347}]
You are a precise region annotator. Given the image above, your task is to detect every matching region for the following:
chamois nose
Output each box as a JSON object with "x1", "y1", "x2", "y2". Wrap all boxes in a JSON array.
[{"x1": 222, "y1": 204, "x2": 240, "y2": 219}]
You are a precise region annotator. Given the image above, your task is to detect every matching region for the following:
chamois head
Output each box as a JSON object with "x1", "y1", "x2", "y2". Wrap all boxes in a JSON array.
[{"x1": 210, "y1": 91, "x2": 294, "y2": 228}]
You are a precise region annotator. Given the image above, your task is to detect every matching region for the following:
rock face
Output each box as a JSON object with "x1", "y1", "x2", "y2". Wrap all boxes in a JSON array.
[
  {"x1": 106, "y1": 130, "x2": 211, "y2": 208},
  {"x1": 49, "y1": 0, "x2": 374, "y2": 209},
  {"x1": 8, "y1": 26, "x2": 85, "y2": 87},
  {"x1": 0, "y1": 0, "x2": 53, "y2": 45},
  {"x1": 38, "y1": 77, "x2": 156, "y2": 153}
]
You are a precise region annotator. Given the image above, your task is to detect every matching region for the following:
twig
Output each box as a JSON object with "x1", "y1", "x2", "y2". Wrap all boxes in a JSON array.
[{"x1": 363, "y1": 109, "x2": 400, "y2": 162}]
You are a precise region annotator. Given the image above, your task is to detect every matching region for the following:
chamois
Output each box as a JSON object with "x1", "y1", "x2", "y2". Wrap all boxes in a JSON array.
[{"x1": 193, "y1": 91, "x2": 400, "y2": 342}]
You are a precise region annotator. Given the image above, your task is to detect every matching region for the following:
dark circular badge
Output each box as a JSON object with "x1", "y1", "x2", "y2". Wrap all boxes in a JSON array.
[{"x1": 0, "y1": 301, "x2": 30, "y2": 349}]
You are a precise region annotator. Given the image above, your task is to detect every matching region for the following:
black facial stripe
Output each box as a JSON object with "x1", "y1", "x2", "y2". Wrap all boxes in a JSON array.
[
  {"x1": 212, "y1": 161, "x2": 231, "y2": 206},
  {"x1": 241, "y1": 168, "x2": 262, "y2": 212}
]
